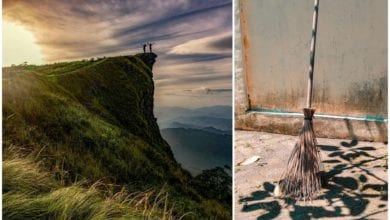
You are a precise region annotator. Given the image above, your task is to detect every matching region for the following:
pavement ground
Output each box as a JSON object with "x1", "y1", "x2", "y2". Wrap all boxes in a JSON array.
[{"x1": 235, "y1": 130, "x2": 388, "y2": 220}]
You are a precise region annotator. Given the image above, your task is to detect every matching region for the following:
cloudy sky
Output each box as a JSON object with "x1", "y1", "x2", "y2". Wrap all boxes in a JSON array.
[{"x1": 3, "y1": 0, "x2": 232, "y2": 108}]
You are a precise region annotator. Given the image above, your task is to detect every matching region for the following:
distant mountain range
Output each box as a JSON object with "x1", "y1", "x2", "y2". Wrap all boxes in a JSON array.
[
  {"x1": 156, "y1": 105, "x2": 232, "y2": 175},
  {"x1": 155, "y1": 105, "x2": 232, "y2": 130},
  {"x1": 161, "y1": 128, "x2": 232, "y2": 175}
]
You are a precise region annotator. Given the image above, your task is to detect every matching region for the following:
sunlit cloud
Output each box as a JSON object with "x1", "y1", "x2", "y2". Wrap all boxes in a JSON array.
[
  {"x1": 3, "y1": 22, "x2": 44, "y2": 66},
  {"x1": 3, "y1": 0, "x2": 231, "y2": 61},
  {"x1": 169, "y1": 33, "x2": 231, "y2": 55}
]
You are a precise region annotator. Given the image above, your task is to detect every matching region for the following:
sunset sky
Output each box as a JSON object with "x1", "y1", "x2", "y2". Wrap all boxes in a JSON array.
[{"x1": 3, "y1": 0, "x2": 232, "y2": 108}]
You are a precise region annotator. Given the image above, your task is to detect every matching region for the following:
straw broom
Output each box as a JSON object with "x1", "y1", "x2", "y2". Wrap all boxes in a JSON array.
[{"x1": 279, "y1": 0, "x2": 322, "y2": 200}]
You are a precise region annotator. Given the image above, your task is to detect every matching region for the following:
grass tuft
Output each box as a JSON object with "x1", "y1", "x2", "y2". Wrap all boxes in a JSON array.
[{"x1": 3, "y1": 157, "x2": 181, "y2": 220}]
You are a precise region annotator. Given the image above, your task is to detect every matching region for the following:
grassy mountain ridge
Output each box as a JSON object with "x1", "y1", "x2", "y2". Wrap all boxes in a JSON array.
[
  {"x1": 3, "y1": 53, "x2": 231, "y2": 219},
  {"x1": 4, "y1": 53, "x2": 182, "y2": 185}
]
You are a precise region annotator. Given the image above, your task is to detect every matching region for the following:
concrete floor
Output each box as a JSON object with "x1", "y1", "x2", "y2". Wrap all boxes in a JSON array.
[{"x1": 235, "y1": 130, "x2": 388, "y2": 220}]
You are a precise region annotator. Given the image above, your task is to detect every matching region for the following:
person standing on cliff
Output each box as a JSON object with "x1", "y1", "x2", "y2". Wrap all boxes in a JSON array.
[
  {"x1": 148, "y1": 42, "x2": 153, "y2": 53},
  {"x1": 143, "y1": 43, "x2": 147, "y2": 53}
]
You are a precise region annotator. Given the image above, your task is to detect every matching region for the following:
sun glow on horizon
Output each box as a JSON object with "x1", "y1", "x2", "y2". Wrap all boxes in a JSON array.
[{"x1": 3, "y1": 21, "x2": 44, "y2": 67}]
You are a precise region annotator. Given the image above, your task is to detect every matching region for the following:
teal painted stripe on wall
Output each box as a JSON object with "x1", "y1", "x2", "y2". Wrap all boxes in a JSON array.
[{"x1": 249, "y1": 109, "x2": 387, "y2": 122}]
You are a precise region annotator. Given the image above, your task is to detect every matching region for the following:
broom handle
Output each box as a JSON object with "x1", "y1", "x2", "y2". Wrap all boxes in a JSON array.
[{"x1": 306, "y1": 0, "x2": 319, "y2": 108}]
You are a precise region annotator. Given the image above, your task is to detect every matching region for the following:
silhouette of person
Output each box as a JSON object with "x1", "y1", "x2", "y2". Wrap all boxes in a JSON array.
[
  {"x1": 148, "y1": 42, "x2": 153, "y2": 53},
  {"x1": 143, "y1": 43, "x2": 147, "y2": 53}
]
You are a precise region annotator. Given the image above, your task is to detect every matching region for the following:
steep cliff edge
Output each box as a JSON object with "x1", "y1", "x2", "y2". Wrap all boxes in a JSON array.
[
  {"x1": 3, "y1": 54, "x2": 231, "y2": 219},
  {"x1": 4, "y1": 53, "x2": 182, "y2": 185}
]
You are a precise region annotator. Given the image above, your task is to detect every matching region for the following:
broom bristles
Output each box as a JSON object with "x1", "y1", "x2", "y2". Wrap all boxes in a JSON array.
[{"x1": 280, "y1": 108, "x2": 322, "y2": 200}]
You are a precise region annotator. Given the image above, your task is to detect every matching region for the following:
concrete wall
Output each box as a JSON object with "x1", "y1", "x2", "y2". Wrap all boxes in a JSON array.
[
  {"x1": 234, "y1": 0, "x2": 248, "y2": 115},
  {"x1": 240, "y1": 0, "x2": 387, "y2": 117},
  {"x1": 235, "y1": 0, "x2": 388, "y2": 142}
]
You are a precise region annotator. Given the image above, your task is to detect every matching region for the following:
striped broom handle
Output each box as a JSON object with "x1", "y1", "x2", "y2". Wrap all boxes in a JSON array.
[{"x1": 306, "y1": 0, "x2": 319, "y2": 108}]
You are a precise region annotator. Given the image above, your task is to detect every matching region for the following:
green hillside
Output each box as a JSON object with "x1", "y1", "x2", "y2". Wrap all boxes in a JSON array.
[{"x1": 3, "y1": 53, "x2": 231, "y2": 219}]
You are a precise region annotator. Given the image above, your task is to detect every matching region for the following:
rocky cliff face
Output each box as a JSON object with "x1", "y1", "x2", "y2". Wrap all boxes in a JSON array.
[
  {"x1": 130, "y1": 53, "x2": 166, "y2": 149},
  {"x1": 137, "y1": 52, "x2": 158, "y2": 70}
]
